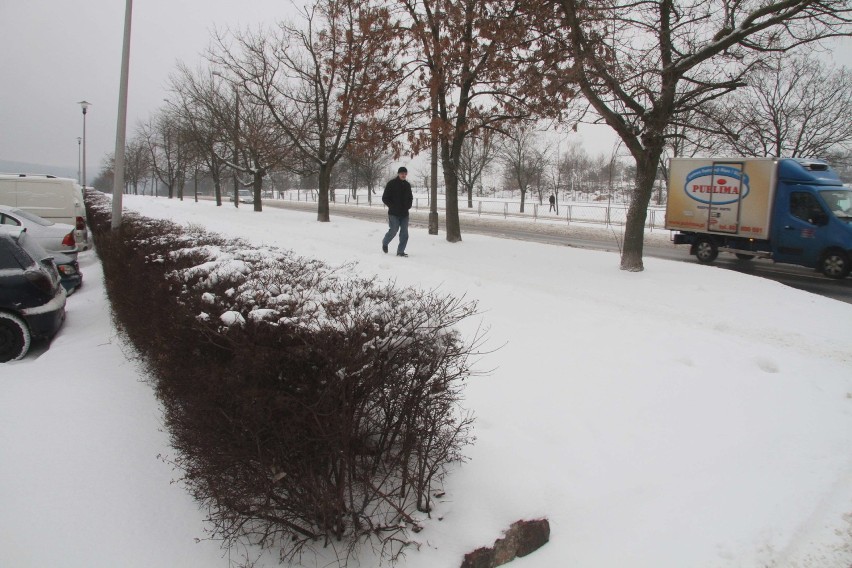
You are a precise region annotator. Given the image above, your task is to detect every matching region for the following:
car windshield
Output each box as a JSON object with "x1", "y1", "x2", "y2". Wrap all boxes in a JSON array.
[
  {"x1": 820, "y1": 189, "x2": 852, "y2": 219},
  {"x1": 12, "y1": 208, "x2": 54, "y2": 226}
]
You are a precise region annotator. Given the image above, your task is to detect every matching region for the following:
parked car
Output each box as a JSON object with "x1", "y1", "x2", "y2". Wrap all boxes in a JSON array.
[
  {"x1": 0, "y1": 174, "x2": 90, "y2": 251},
  {"x1": 0, "y1": 226, "x2": 66, "y2": 362},
  {"x1": 0, "y1": 204, "x2": 77, "y2": 257},
  {"x1": 53, "y1": 251, "x2": 83, "y2": 294},
  {"x1": 238, "y1": 189, "x2": 254, "y2": 204}
]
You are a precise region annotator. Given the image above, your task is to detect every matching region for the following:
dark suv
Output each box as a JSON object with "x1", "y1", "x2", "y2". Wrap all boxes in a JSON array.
[{"x1": 0, "y1": 227, "x2": 66, "y2": 362}]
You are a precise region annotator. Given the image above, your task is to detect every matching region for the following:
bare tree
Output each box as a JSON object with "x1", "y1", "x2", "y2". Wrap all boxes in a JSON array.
[
  {"x1": 499, "y1": 122, "x2": 543, "y2": 213},
  {"x1": 528, "y1": 145, "x2": 551, "y2": 205},
  {"x1": 211, "y1": 0, "x2": 405, "y2": 221},
  {"x1": 399, "y1": 0, "x2": 572, "y2": 242},
  {"x1": 169, "y1": 64, "x2": 233, "y2": 207},
  {"x1": 557, "y1": 141, "x2": 591, "y2": 200},
  {"x1": 701, "y1": 52, "x2": 852, "y2": 159},
  {"x1": 92, "y1": 156, "x2": 114, "y2": 193},
  {"x1": 833, "y1": 148, "x2": 852, "y2": 182},
  {"x1": 457, "y1": 131, "x2": 498, "y2": 208},
  {"x1": 345, "y1": 142, "x2": 392, "y2": 204},
  {"x1": 124, "y1": 137, "x2": 151, "y2": 195},
  {"x1": 534, "y1": 0, "x2": 852, "y2": 272},
  {"x1": 215, "y1": 83, "x2": 290, "y2": 212},
  {"x1": 140, "y1": 111, "x2": 185, "y2": 199}
]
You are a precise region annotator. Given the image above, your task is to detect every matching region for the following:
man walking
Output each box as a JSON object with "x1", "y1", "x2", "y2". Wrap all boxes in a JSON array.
[{"x1": 381, "y1": 167, "x2": 414, "y2": 257}]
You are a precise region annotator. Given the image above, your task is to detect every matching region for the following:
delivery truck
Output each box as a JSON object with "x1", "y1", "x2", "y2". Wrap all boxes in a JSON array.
[{"x1": 665, "y1": 157, "x2": 852, "y2": 279}]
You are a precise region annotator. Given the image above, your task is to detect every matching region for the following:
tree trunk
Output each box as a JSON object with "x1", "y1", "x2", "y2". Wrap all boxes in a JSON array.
[
  {"x1": 253, "y1": 171, "x2": 263, "y2": 212},
  {"x1": 214, "y1": 175, "x2": 222, "y2": 207},
  {"x1": 429, "y1": 132, "x2": 439, "y2": 235},
  {"x1": 620, "y1": 149, "x2": 661, "y2": 272},
  {"x1": 516, "y1": 171, "x2": 526, "y2": 213},
  {"x1": 317, "y1": 165, "x2": 331, "y2": 222},
  {"x1": 442, "y1": 157, "x2": 461, "y2": 242}
]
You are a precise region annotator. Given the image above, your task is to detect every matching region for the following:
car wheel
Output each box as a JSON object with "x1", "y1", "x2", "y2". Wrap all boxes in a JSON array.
[
  {"x1": 735, "y1": 253, "x2": 755, "y2": 260},
  {"x1": 695, "y1": 238, "x2": 718, "y2": 263},
  {"x1": 820, "y1": 249, "x2": 851, "y2": 279},
  {"x1": 0, "y1": 312, "x2": 31, "y2": 363}
]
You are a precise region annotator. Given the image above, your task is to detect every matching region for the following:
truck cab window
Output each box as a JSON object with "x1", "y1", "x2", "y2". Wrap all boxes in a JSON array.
[
  {"x1": 790, "y1": 192, "x2": 828, "y2": 226},
  {"x1": 822, "y1": 190, "x2": 852, "y2": 218}
]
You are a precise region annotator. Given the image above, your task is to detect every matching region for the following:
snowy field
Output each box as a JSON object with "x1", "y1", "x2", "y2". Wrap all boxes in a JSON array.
[{"x1": 2, "y1": 194, "x2": 851, "y2": 568}]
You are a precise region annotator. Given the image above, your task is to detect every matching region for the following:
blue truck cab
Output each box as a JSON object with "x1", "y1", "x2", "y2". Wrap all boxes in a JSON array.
[
  {"x1": 667, "y1": 158, "x2": 852, "y2": 279},
  {"x1": 770, "y1": 160, "x2": 852, "y2": 277}
]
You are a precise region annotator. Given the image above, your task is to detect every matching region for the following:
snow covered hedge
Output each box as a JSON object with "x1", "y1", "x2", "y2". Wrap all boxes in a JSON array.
[{"x1": 85, "y1": 193, "x2": 480, "y2": 564}]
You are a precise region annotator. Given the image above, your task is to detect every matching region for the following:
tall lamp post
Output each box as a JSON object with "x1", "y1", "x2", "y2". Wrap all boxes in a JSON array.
[
  {"x1": 77, "y1": 137, "x2": 82, "y2": 184},
  {"x1": 111, "y1": 0, "x2": 133, "y2": 229},
  {"x1": 77, "y1": 101, "x2": 91, "y2": 188}
]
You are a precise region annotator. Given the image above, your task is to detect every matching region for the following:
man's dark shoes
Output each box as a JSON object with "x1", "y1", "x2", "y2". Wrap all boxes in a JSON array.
[
  {"x1": 396, "y1": 252, "x2": 408, "y2": 257},
  {"x1": 382, "y1": 244, "x2": 388, "y2": 253}
]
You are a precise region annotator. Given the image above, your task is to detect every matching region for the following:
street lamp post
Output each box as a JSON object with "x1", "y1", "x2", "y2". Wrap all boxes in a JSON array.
[
  {"x1": 77, "y1": 101, "x2": 91, "y2": 189},
  {"x1": 77, "y1": 137, "x2": 82, "y2": 184},
  {"x1": 111, "y1": 0, "x2": 133, "y2": 229}
]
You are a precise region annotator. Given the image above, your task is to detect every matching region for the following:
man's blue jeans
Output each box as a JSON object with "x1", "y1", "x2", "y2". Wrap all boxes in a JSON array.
[{"x1": 382, "y1": 214, "x2": 409, "y2": 254}]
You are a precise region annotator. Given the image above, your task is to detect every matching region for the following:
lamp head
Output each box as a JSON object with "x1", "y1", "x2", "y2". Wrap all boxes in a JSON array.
[{"x1": 78, "y1": 100, "x2": 91, "y2": 114}]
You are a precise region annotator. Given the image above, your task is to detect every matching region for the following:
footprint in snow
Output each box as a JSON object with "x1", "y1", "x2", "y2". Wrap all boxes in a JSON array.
[{"x1": 755, "y1": 358, "x2": 780, "y2": 373}]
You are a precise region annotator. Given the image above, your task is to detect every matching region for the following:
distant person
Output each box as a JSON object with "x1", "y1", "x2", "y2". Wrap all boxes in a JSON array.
[
  {"x1": 381, "y1": 167, "x2": 414, "y2": 257},
  {"x1": 549, "y1": 194, "x2": 556, "y2": 212}
]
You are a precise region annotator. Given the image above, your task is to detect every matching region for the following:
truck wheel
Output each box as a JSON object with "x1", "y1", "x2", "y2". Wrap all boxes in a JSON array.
[
  {"x1": 820, "y1": 249, "x2": 851, "y2": 279},
  {"x1": 735, "y1": 253, "x2": 755, "y2": 260},
  {"x1": 695, "y1": 238, "x2": 718, "y2": 263},
  {"x1": 0, "y1": 312, "x2": 31, "y2": 363}
]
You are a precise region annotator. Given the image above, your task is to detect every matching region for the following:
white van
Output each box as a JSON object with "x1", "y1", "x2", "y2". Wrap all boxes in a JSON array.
[{"x1": 0, "y1": 174, "x2": 90, "y2": 251}]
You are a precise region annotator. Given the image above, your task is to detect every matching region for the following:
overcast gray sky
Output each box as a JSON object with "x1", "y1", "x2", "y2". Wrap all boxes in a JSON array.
[
  {"x1": 0, "y1": 0, "x2": 302, "y2": 174},
  {"x1": 0, "y1": 1, "x2": 849, "y2": 178}
]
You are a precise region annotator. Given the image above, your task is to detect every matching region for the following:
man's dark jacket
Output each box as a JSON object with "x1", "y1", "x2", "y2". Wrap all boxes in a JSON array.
[{"x1": 382, "y1": 177, "x2": 413, "y2": 217}]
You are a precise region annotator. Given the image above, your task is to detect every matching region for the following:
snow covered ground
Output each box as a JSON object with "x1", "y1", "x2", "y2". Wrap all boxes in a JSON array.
[{"x1": 2, "y1": 194, "x2": 851, "y2": 568}]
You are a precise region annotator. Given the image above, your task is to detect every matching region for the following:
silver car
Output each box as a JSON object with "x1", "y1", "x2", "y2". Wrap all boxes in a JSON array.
[
  {"x1": 0, "y1": 205, "x2": 77, "y2": 257},
  {"x1": 238, "y1": 189, "x2": 254, "y2": 204}
]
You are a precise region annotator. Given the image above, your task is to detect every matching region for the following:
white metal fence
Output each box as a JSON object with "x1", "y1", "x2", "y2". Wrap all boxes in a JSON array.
[{"x1": 275, "y1": 190, "x2": 666, "y2": 230}]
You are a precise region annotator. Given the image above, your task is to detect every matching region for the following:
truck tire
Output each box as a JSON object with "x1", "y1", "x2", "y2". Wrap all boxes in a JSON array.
[
  {"x1": 0, "y1": 312, "x2": 31, "y2": 363},
  {"x1": 820, "y1": 249, "x2": 850, "y2": 279},
  {"x1": 694, "y1": 238, "x2": 718, "y2": 263}
]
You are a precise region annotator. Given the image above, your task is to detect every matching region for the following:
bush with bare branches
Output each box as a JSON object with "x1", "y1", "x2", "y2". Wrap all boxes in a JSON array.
[{"x1": 86, "y1": 192, "x2": 480, "y2": 564}]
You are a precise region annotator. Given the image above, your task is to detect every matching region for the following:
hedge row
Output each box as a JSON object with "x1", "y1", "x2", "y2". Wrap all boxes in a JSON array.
[{"x1": 85, "y1": 193, "x2": 479, "y2": 564}]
